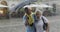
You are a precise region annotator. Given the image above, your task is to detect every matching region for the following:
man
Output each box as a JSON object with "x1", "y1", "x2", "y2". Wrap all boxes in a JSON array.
[
  {"x1": 34, "y1": 10, "x2": 49, "y2": 32},
  {"x1": 23, "y1": 7, "x2": 35, "y2": 32}
]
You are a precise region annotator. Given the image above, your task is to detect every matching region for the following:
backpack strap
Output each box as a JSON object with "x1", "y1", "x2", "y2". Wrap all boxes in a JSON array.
[
  {"x1": 42, "y1": 17, "x2": 45, "y2": 24},
  {"x1": 42, "y1": 16, "x2": 48, "y2": 30}
]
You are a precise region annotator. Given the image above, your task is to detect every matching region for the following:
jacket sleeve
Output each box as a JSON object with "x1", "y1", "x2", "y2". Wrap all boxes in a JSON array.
[{"x1": 23, "y1": 15, "x2": 26, "y2": 24}]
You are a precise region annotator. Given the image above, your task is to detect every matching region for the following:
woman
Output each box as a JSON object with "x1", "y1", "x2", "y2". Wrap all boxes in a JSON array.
[
  {"x1": 34, "y1": 10, "x2": 49, "y2": 32},
  {"x1": 23, "y1": 7, "x2": 35, "y2": 32}
]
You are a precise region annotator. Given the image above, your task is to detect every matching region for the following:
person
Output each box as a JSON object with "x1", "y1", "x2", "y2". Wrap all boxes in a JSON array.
[
  {"x1": 52, "y1": 4, "x2": 56, "y2": 14},
  {"x1": 1, "y1": 0, "x2": 8, "y2": 6},
  {"x1": 34, "y1": 10, "x2": 49, "y2": 32},
  {"x1": 23, "y1": 7, "x2": 35, "y2": 32}
]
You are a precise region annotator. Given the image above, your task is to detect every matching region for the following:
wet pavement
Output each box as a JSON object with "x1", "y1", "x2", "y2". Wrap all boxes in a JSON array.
[
  {"x1": 0, "y1": 15, "x2": 60, "y2": 32},
  {"x1": 0, "y1": 18, "x2": 24, "y2": 32}
]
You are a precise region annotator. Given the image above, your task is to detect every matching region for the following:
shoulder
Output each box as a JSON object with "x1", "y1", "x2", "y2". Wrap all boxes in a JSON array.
[
  {"x1": 23, "y1": 14, "x2": 27, "y2": 20},
  {"x1": 42, "y1": 16, "x2": 48, "y2": 23},
  {"x1": 42, "y1": 16, "x2": 47, "y2": 19}
]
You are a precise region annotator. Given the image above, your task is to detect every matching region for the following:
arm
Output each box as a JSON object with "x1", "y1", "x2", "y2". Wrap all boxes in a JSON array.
[
  {"x1": 23, "y1": 15, "x2": 29, "y2": 26},
  {"x1": 46, "y1": 22, "x2": 49, "y2": 32},
  {"x1": 23, "y1": 16, "x2": 29, "y2": 32},
  {"x1": 43, "y1": 16, "x2": 49, "y2": 32},
  {"x1": 25, "y1": 19, "x2": 29, "y2": 26}
]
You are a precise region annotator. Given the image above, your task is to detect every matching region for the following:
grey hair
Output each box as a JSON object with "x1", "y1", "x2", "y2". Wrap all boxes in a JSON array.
[{"x1": 35, "y1": 9, "x2": 42, "y2": 15}]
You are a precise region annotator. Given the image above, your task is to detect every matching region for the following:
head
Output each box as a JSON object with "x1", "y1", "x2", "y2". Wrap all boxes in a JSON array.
[
  {"x1": 35, "y1": 10, "x2": 42, "y2": 19},
  {"x1": 1, "y1": 0, "x2": 8, "y2": 6},
  {"x1": 25, "y1": 7, "x2": 32, "y2": 15}
]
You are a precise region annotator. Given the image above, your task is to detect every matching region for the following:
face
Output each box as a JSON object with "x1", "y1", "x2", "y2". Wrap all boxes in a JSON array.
[
  {"x1": 26, "y1": 8, "x2": 32, "y2": 15},
  {"x1": 36, "y1": 11, "x2": 41, "y2": 18},
  {"x1": 28, "y1": 8, "x2": 32, "y2": 14}
]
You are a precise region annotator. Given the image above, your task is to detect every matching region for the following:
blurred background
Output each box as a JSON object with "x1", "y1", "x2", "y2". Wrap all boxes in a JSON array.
[{"x1": 0, "y1": 0, "x2": 60, "y2": 32}]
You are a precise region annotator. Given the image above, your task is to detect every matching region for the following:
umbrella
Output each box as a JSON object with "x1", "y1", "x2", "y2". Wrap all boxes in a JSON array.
[
  {"x1": 0, "y1": 4, "x2": 8, "y2": 8},
  {"x1": 23, "y1": 4, "x2": 53, "y2": 8},
  {"x1": 23, "y1": 4, "x2": 38, "y2": 8},
  {"x1": 39, "y1": 4, "x2": 53, "y2": 8}
]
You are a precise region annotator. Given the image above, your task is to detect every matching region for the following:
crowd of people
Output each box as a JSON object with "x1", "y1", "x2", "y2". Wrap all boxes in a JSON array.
[{"x1": 23, "y1": 7, "x2": 49, "y2": 32}]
